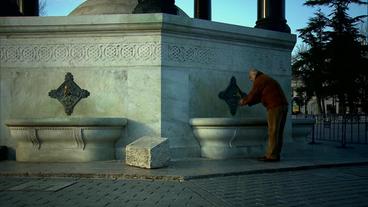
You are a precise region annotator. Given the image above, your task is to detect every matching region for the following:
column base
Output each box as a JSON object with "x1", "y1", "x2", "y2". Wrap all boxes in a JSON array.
[
  {"x1": 255, "y1": 18, "x2": 291, "y2": 33},
  {"x1": 133, "y1": 0, "x2": 178, "y2": 15}
]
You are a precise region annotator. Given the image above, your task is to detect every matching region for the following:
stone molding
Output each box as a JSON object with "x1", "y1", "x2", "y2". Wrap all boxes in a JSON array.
[
  {"x1": 0, "y1": 42, "x2": 161, "y2": 65},
  {"x1": 27, "y1": 128, "x2": 41, "y2": 150},
  {"x1": 11, "y1": 127, "x2": 89, "y2": 150},
  {"x1": 0, "y1": 14, "x2": 296, "y2": 50},
  {"x1": 73, "y1": 128, "x2": 85, "y2": 150},
  {"x1": 8, "y1": 127, "x2": 121, "y2": 130},
  {"x1": 0, "y1": 41, "x2": 219, "y2": 67},
  {"x1": 166, "y1": 44, "x2": 215, "y2": 65},
  {"x1": 0, "y1": 40, "x2": 291, "y2": 75},
  {"x1": 8, "y1": 126, "x2": 122, "y2": 151}
]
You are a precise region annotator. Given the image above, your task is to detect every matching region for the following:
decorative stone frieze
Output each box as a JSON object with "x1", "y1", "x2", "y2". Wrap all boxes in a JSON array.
[{"x1": 0, "y1": 42, "x2": 161, "y2": 65}]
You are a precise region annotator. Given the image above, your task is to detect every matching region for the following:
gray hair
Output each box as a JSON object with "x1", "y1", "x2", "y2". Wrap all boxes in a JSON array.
[{"x1": 248, "y1": 68, "x2": 259, "y2": 75}]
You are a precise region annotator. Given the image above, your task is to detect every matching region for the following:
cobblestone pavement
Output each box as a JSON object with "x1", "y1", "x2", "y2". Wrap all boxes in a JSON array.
[
  {"x1": 1, "y1": 166, "x2": 368, "y2": 207},
  {"x1": 191, "y1": 165, "x2": 368, "y2": 207}
]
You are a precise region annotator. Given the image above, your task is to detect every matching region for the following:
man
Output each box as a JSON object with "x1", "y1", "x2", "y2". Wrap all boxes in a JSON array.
[{"x1": 239, "y1": 68, "x2": 288, "y2": 162}]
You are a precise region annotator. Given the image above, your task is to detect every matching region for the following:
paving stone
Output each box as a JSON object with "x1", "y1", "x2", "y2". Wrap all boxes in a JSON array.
[
  {"x1": 2, "y1": 166, "x2": 368, "y2": 207},
  {"x1": 125, "y1": 136, "x2": 170, "y2": 169},
  {"x1": 8, "y1": 180, "x2": 76, "y2": 192}
]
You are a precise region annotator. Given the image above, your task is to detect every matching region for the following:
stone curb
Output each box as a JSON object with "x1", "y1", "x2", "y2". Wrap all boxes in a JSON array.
[
  {"x1": 0, "y1": 172, "x2": 185, "y2": 182},
  {"x1": 1, "y1": 161, "x2": 368, "y2": 181},
  {"x1": 184, "y1": 161, "x2": 368, "y2": 180}
]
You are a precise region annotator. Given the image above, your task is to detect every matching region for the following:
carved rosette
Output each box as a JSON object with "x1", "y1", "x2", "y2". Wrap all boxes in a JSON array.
[
  {"x1": 49, "y1": 73, "x2": 90, "y2": 116},
  {"x1": 218, "y1": 76, "x2": 247, "y2": 116}
]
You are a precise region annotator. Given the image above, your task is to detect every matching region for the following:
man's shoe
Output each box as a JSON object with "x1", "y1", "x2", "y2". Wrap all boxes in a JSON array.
[
  {"x1": 257, "y1": 156, "x2": 280, "y2": 162},
  {"x1": 257, "y1": 156, "x2": 268, "y2": 161}
]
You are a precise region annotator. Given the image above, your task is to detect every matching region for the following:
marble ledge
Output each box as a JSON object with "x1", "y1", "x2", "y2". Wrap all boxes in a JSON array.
[{"x1": 0, "y1": 14, "x2": 296, "y2": 50}]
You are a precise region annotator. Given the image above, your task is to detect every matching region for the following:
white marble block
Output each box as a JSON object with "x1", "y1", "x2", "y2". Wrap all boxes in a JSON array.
[{"x1": 125, "y1": 136, "x2": 170, "y2": 169}]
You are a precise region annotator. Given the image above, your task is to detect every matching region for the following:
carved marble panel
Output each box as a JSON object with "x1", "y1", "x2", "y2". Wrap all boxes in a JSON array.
[{"x1": 0, "y1": 41, "x2": 161, "y2": 66}]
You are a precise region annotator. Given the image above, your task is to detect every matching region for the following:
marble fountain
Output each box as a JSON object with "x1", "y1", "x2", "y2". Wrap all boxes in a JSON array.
[
  {"x1": 0, "y1": 0, "x2": 296, "y2": 161},
  {"x1": 190, "y1": 117, "x2": 268, "y2": 159},
  {"x1": 190, "y1": 77, "x2": 268, "y2": 159},
  {"x1": 5, "y1": 73, "x2": 127, "y2": 162},
  {"x1": 5, "y1": 117, "x2": 126, "y2": 162}
]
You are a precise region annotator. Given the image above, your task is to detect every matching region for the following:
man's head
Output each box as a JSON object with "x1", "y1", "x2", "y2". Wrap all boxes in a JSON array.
[{"x1": 248, "y1": 68, "x2": 259, "y2": 81}]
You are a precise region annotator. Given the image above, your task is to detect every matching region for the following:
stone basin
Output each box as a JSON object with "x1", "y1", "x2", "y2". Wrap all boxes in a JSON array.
[
  {"x1": 5, "y1": 117, "x2": 127, "y2": 162},
  {"x1": 190, "y1": 118, "x2": 268, "y2": 159},
  {"x1": 292, "y1": 118, "x2": 315, "y2": 142}
]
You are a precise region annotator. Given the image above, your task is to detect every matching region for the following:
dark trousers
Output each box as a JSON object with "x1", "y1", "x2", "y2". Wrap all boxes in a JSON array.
[
  {"x1": 265, "y1": 105, "x2": 288, "y2": 159},
  {"x1": 0, "y1": 146, "x2": 7, "y2": 161}
]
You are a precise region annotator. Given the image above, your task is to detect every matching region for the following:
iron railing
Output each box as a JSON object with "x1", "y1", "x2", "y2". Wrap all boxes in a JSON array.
[{"x1": 294, "y1": 114, "x2": 368, "y2": 147}]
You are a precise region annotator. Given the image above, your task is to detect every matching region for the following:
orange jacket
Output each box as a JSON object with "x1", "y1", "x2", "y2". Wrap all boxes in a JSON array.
[{"x1": 241, "y1": 73, "x2": 288, "y2": 110}]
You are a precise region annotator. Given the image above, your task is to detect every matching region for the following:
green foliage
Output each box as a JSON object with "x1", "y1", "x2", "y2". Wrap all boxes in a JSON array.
[
  {"x1": 292, "y1": 0, "x2": 368, "y2": 114},
  {"x1": 292, "y1": 9, "x2": 329, "y2": 114}
]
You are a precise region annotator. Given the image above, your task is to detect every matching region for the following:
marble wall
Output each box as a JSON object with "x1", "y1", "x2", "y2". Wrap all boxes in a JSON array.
[
  {"x1": 0, "y1": 14, "x2": 296, "y2": 159},
  {"x1": 160, "y1": 15, "x2": 295, "y2": 158}
]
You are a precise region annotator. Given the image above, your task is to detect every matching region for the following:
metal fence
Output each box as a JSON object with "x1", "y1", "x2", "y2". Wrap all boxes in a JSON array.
[{"x1": 295, "y1": 114, "x2": 368, "y2": 147}]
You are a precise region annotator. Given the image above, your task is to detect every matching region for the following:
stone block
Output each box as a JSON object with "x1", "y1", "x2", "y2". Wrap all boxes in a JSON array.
[{"x1": 126, "y1": 136, "x2": 170, "y2": 169}]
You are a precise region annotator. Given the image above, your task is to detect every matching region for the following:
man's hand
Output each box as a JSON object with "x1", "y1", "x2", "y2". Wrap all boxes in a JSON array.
[{"x1": 239, "y1": 98, "x2": 247, "y2": 106}]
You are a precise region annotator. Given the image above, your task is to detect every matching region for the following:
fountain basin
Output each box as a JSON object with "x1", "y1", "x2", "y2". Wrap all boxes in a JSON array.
[
  {"x1": 5, "y1": 117, "x2": 127, "y2": 162},
  {"x1": 190, "y1": 118, "x2": 268, "y2": 159},
  {"x1": 292, "y1": 118, "x2": 315, "y2": 142}
]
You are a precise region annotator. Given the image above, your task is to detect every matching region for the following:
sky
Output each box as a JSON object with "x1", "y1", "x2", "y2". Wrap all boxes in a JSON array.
[{"x1": 43, "y1": 0, "x2": 368, "y2": 51}]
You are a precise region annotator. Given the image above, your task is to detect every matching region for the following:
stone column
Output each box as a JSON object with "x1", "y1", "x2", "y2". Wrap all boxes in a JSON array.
[
  {"x1": 162, "y1": 0, "x2": 176, "y2": 15},
  {"x1": 133, "y1": 0, "x2": 177, "y2": 15},
  {"x1": 255, "y1": 0, "x2": 290, "y2": 33},
  {"x1": 194, "y1": 0, "x2": 211, "y2": 20},
  {"x1": 0, "y1": 0, "x2": 22, "y2": 16},
  {"x1": 20, "y1": 0, "x2": 39, "y2": 16}
]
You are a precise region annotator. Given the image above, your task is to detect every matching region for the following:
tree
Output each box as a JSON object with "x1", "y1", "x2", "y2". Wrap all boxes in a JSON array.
[
  {"x1": 39, "y1": 0, "x2": 47, "y2": 16},
  {"x1": 358, "y1": 21, "x2": 368, "y2": 113},
  {"x1": 295, "y1": 0, "x2": 368, "y2": 114},
  {"x1": 292, "y1": 10, "x2": 329, "y2": 114}
]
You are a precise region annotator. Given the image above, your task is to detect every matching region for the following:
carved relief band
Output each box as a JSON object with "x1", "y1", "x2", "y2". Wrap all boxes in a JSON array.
[
  {"x1": 0, "y1": 41, "x2": 217, "y2": 66},
  {"x1": 166, "y1": 44, "x2": 215, "y2": 64},
  {"x1": 0, "y1": 42, "x2": 161, "y2": 64}
]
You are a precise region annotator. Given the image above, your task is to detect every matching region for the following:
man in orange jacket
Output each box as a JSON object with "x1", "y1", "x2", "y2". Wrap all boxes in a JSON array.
[{"x1": 239, "y1": 68, "x2": 288, "y2": 162}]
